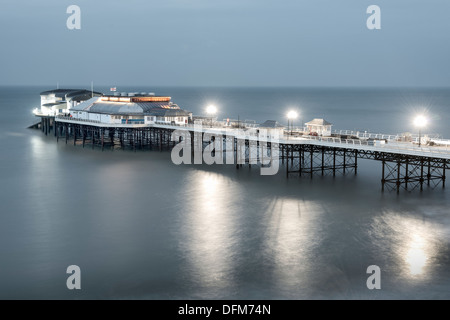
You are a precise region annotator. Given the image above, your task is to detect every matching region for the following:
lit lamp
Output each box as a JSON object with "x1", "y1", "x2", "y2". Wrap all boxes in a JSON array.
[
  {"x1": 206, "y1": 105, "x2": 217, "y2": 128},
  {"x1": 287, "y1": 110, "x2": 298, "y2": 138},
  {"x1": 413, "y1": 115, "x2": 428, "y2": 147}
]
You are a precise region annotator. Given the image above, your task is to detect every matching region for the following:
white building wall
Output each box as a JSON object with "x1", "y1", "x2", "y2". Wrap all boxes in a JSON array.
[
  {"x1": 112, "y1": 116, "x2": 122, "y2": 124},
  {"x1": 71, "y1": 111, "x2": 87, "y2": 120},
  {"x1": 162, "y1": 116, "x2": 188, "y2": 125},
  {"x1": 100, "y1": 114, "x2": 111, "y2": 123},
  {"x1": 322, "y1": 125, "x2": 332, "y2": 137},
  {"x1": 307, "y1": 125, "x2": 332, "y2": 136},
  {"x1": 41, "y1": 94, "x2": 55, "y2": 107},
  {"x1": 40, "y1": 94, "x2": 63, "y2": 107},
  {"x1": 41, "y1": 106, "x2": 53, "y2": 115},
  {"x1": 145, "y1": 116, "x2": 156, "y2": 124},
  {"x1": 88, "y1": 113, "x2": 101, "y2": 122},
  {"x1": 61, "y1": 111, "x2": 188, "y2": 125}
]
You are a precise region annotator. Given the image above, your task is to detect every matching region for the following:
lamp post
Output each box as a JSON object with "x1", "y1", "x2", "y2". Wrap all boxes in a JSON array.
[
  {"x1": 287, "y1": 110, "x2": 298, "y2": 139},
  {"x1": 206, "y1": 105, "x2": 217, "y2": 128},
  {"x1": 413, "y1": 115, "x2": 428, "y2": 147}
]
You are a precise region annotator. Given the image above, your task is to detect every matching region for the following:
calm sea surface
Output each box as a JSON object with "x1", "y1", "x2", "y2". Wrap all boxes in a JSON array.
[{"x1": 0, "y1": 86, "x2": 450, "y2": 299}]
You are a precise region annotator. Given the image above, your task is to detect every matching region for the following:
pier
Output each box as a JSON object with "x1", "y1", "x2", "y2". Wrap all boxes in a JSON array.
[
  {"x1": 44, "y1": 116, "x2": 450, "y2": 193},
  {"x1": 30, "y1": 89, "x2": 450, "y2": 193}
]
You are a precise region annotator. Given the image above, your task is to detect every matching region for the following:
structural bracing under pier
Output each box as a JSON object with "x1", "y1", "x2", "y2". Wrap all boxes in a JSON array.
[
  {"x1": 55, "y1": 122, "x2": 177, "y2": 152},
  {"x1": 285, "y1": 144, "x2": 357, "y2": 178},
  {"x1": 381, "y1": 156, "x2": 447, "y2": 193}
]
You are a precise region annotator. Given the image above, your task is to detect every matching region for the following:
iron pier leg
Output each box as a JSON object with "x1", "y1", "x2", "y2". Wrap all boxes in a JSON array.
[
  {"x1": 286, "y1": 146, "x2": 289, "y2": 178},
  {"x1": 343, "y1": 149, "x2": 346, "y2": 175},
  {"x1": 443, "y1": 159, "x2": 446, "y2": 189},
  {"x1": 191, "y1": 132, "x2": 195, "y2": 159},
  {"x1": 82, "y1": 126, "x2": 86, "y2": 148},
  {"x1": 397, "y1": 161, "x2": 401, "y2": 194},
  {"x1": 73, "y1": 125, "x2": 77, "y2": 146},
  {"x1": 235, "y1": 138, "x2": 239, "y2": 170},
  {"x1": 291, "y1": 145, "x2": 294, "y2": 168},
  {"x1": 405, "y1": 160, "x2": 409, "y2": 190},
  {"x1": 333, "y1": 149, "x2": 336, "y2": 177},
  {"x1": 381, "y1": 159, "x2": 385, "y2": 192},
  {"x1": 299, "y1": 146, "x2": 303, "y2": 177},
  {"x1": 321, "y1": 147, "x2": 325, "y2": 176},
  {"x1": 101, "y1": 129, "x2": 105, "y2": 151},
  {"x1": 420, "y1": 159, "x2": 424, "y2": 191}
]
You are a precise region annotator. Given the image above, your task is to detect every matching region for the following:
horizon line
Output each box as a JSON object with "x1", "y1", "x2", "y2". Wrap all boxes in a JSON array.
[{"x1": 2, "y1": 84, "x2": 450, "y2": 89}]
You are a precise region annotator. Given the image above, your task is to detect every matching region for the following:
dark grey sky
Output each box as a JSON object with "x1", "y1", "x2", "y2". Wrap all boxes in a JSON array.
[{"x1": 1, "y1": 0, "x2": 450, "y2": 87}]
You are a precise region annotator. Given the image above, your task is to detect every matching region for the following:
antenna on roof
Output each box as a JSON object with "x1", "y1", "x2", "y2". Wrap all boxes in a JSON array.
[{"x1": 91, "y1": 81, "x2": 94, "y2": 98}]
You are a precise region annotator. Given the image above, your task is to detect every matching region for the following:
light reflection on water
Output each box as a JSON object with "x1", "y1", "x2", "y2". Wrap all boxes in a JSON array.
[
  {"x1": 262, "y1": 198, "x2": 324, "y2": 292},
  {"x1": 179, "y1": 172, "x2": 240, "y2": 295},
  {"x1": 406, "y1": 235, "x2": 428, "y2": 276},
  {"x1": 369, "y1": 211, "x2": 445, "y2": 283}
]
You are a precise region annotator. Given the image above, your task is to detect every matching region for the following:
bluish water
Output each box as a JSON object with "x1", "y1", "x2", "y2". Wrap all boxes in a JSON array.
[{"x1": 0, "y1": 86, "x2": 450, "y2": 299}]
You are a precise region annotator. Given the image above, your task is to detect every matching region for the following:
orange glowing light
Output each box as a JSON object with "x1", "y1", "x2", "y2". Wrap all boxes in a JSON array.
[{"x1": 100, "y1": 96, "x2": 172, "y2": 103}]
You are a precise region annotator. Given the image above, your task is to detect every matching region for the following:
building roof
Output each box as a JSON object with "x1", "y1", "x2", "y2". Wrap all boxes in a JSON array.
[
  {"x1": 42, "y1": 102, "x2": 67, "y2": 107},
  {"x1": 40, "y1": 89, "x2": 83, "y2": 96},
  {"x1": 66, "y1": 91, "x2": 102, "y2": 101},
  {"x1": 150, "y1": 109, "x2": 191, "y2": 117},
  {"x1": 259, "y1": 120, "x2": 285, "y2": 128},
  {"x1": 89, "y1": 103, "x2": 144, "y2": 114},
  {"x1": 70, "y1": 97, "x2": 99, "y2": 111},
  {"x1": 70, "y1": 97, "x2": 190, "y2": 117},
  {"x1": 305, "y1": 118, "x2": 332, "y2": 126},
  {"x1": 40, "y1": 89, "x2": 102, "y2": 101}
]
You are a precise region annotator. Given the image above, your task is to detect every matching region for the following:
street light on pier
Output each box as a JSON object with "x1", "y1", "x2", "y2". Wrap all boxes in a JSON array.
[
  {"x1": 287, "y1": 110, "x2": 298, "y2": 139},
  {"x1": 413, "y1": 115, "x2": 428, "y2": 147},
  {"x1": 206, "y1": 105, "x2": 217, "y2": 128}
]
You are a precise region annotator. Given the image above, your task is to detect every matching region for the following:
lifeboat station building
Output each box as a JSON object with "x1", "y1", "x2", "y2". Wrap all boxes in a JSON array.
[
  {"x1": 37, "y1": 89, "x2": 103, "y2": 116},
  {"x1": 68, "y1": 94, "x2": 192, "y2": 126}
]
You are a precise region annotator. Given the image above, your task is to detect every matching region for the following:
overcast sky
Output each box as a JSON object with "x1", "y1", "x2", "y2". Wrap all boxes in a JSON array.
[{"x1": 1, "y1": 0, "x2": 450, "y2": 87}]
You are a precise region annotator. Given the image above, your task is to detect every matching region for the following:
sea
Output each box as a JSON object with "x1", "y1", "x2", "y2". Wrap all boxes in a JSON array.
[{"x1": 0, "y1": 86, "x2": 449, "y2": 299}]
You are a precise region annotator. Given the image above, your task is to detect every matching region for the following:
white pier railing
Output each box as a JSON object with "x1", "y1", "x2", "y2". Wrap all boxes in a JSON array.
[
  {"x1": 287, "y1": 135, "x2": 450, "y2": 159},
  {"x1": 56, "y1": 116, "x2": 101, "y2": 124}
]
